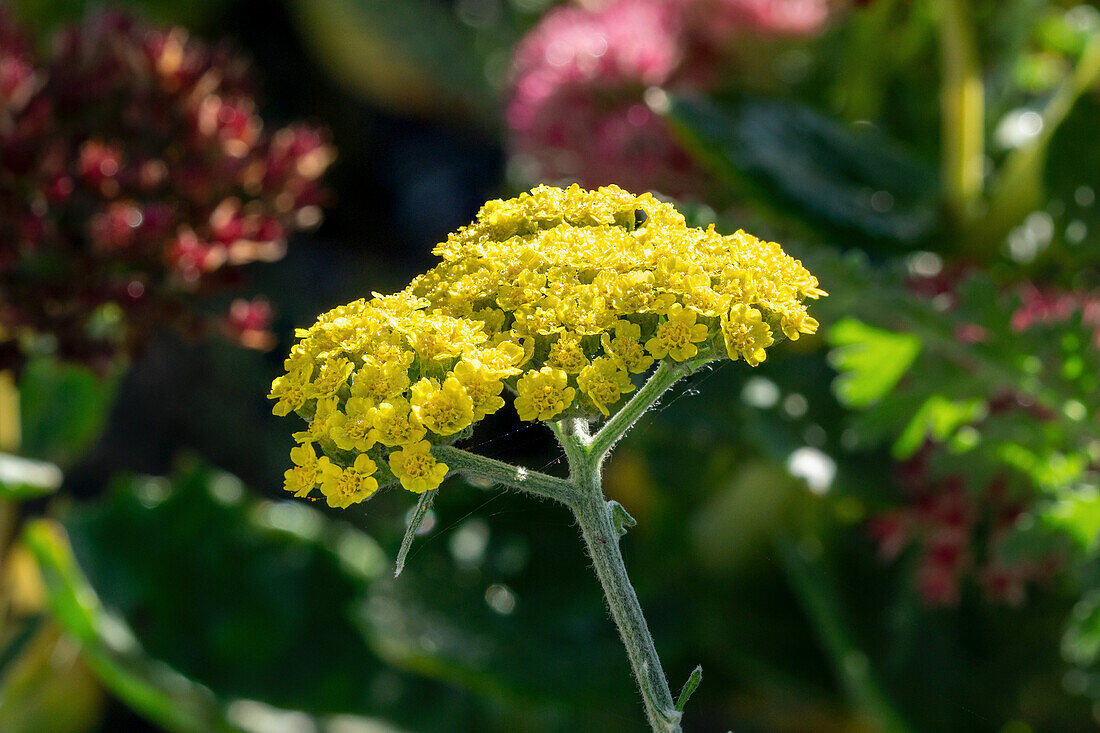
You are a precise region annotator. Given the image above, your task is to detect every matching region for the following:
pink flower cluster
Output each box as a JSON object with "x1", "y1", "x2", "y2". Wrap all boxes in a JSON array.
[
  {"x1": 506, "y1": 0, "x2": 834, "y2": 195},
  {"x1": 0, "y1": 10, "x2": 333, "y2": 372},
  {"x1": 1011, "y1": 285, "x2": 1100, "y2": 349},
  {"x1": 869, "y1": 452, "x2": 1059, "y2": 606},
  {"x1": 691, "y1": 0, "x2": 834, "y2": 40}
]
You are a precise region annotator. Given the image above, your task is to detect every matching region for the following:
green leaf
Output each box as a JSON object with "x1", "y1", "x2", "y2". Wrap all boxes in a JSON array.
[
  {"x1": 1042, "y1": 487, "x2": 1100, "y2": 550},
  {"x1": 18, "y1": 357, "x2": 121, "y2": 467},
  {"x1": 667, "y1": 96, "x2": 939, "y2": 244},
  {"x1": 64, "y1": 460, "x2": 392, "y2": 716},
  {"x1": 607, "y1": 500, "x2": 637, "y2": 537},
  {"x1": 292, "y1": 0, "x2": 501, "y2": 124},
  {"x1": 893, "y1": 395, "x2": 986, "y2": 459},
  {"x1": 828, "y1": 318, "x2": 922, "y2": 409},
  {"x1": 674, "y1": 665, "x2": 702, "y2": 713},
  {"x1": 0, "y1": 453, "x2": 62, "y2": 501},
  {"x1": 394, "y1": 487, "x2": 438, "y2": 578},
  {"x1": 21, "y1": 519, "x2": 242, "y2": 733}
]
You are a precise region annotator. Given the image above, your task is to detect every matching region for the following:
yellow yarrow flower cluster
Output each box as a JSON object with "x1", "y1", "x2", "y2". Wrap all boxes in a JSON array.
[{"x1": 271, "y1": 184, "x2": 823, "y2": 506}]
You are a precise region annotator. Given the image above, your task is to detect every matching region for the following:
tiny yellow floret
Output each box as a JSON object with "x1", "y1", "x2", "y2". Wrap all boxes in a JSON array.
[
  {"x1": 410, "y1": 377, "x2": 475, "y2": 436},
  {"x1": 319, "y1": 454, "x2": 379, "y2": 508},
  {"x1": 645, "y1": 303, "x2": 710, "y2": 362},
  {"x1": 577, "y1": 357, "x2": 635, "y2": 416},
  {"x1": 389, "y1": 440, "x2": 450, "y2": 493},
  {"x1": 515, "y1": 367, "x2": 576, "y2": 421}
]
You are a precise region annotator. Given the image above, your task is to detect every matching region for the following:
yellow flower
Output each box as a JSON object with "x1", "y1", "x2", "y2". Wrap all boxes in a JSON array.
[
  {"x1": 645, "y1": 303, "x2": 710, "y2": 362},
  {"x1": 388, "y1": 440, "x2": 449, "y2": 493},
  {"x1": 292, "y1": 396, "x2": 339, "y2": 445},
  {"x1": 779, "y1": 306, "x2": 820, "y2": 341},
  {"x1": 368, "y1": 396, "x2": 427, "y2": 447},
  {"x1": 547, "y1": 331, "x2": 589, "y2": 374},
  {"x1": 350, "y1": 359, "x2": 411, "y2": 404},
  {"x1": 269, "y1": 366, "x2": 312, "y2": 417},
  {"x1": 453, "y1": 360, "x2": 506, "y2": 421},
  {"x1": 327, "y1": 397, "x2": 375, "y2": 452},
  {"x1": 283, "y1": 443, "x2": 329, "y2": 498},
  {"x1": 272, "y1": 184, "x2": 823, "y2": 509},
  {"x1": 601, "y1": 320, "x2": 654, "y2": 374},
  {"x1": 410, "y1": 377, "x2": 475, "y2": 436},
  {"x1": 515, "y1": 367, "x2": 576, "y2": 421},
  {"x1": 721, "y1": 304, "x2": 774, "y2": 367},
  {"x1": 304, "y1": 357, "x2": 354, "y2": 399},
  {"x1": 474, "y1": 341, "x2": 527, "y2": 376},
  {"x1": 318, "y1": 454, "x2": 379, "y2": 508},
  {"x1": 577, "y1": 357, "x2": 634, "y2": 416}
]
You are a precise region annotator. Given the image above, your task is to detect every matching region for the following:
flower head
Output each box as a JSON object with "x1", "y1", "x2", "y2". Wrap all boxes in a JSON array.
[
  {"x1": 273, "y1": 184, "x2": 822, "y2": 505},
  {"x1": 506, "y1": 0, "x2": 697, "y2": 195},
  {"x1": 0, "y1": 9, "x2": 333, "y2": 372}
]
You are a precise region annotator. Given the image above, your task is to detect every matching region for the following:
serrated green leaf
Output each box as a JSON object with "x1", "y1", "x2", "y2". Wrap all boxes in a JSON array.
[
  {"x1": 828, "y1": 318, "x2": 922, "y2": 408},
  {"x1": 893, "y1": 395, "x2": 986, "y2": 459}
]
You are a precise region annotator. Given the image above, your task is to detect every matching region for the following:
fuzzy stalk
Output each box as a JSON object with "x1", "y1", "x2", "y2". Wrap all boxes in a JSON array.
[
  {"x1": 567, "y1": 467, "x2": 680, "y2": 732},
  {"x1": 434, "y1": 362, "x2": 702, "y2": 731}
]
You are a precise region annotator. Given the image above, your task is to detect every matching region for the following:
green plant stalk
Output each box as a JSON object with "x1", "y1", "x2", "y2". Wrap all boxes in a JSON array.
[
  {"x1": 777, "y1": 539, "x2": 911, "y2": 733},
  {"x1": 567, "y1": 463, "x2": 680, "y2": 732},
  {"x1": 834, "y1": 0, "x2": 899, "y2": 122},
  {"x1": 0, "y1": 371, "x2": 19, "y2": 453},
  {"x1": 0, "y1": 371, "x2": 19, "y2": 564},
  {"x1": 975, "y1": 29, "x2": 1100, "y2": 253},
  {"x1": 938, "y1": 0, "x2": 985, "y2": 225},
  {"x1": 432, "y1": 361, "x2": 699, "y2": 731}
]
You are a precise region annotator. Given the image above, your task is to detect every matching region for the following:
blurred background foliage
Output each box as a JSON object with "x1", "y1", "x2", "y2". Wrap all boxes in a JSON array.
[{"x1": 2, "y1": 0, "x2": 1100, "y2": 731}]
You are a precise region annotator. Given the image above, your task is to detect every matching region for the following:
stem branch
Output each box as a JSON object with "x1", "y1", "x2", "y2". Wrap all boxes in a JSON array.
[
  {"x1": 432, "y1": 445, "x2": 577, "y2": 503},
  {"x1": 589, "y1": 359, "x2": 700, "y2": 464}
]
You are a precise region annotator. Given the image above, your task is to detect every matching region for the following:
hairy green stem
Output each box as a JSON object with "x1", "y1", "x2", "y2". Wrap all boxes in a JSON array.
[
  {"x1": 568, "y1": 471, "x2": 680, "y2": 732},
  {"x1": 432, "y1": 445, "x2": 577, "y2": 503},
  {"x1": 433, "y1": 363, "x2": 704, "y2": 731},
  {"x1": 589, "y1": 357, "x2": 710, "y2": 464}
]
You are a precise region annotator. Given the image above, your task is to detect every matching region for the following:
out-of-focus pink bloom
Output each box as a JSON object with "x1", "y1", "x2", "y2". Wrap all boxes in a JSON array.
[
  {"x1": 694, "y1": 0, "x2": 833, "y2": 39},
  {"x1": 224, "y1": 297, "x2": 275, "y2": 351},
  {"x1": 506, "y1": 0, "x2": 841, "y2": 196},
  {"x1": 869, "y1": 451, "x2": 1059, "y2": 607},
  {"x1": 1011, "y1": 284, "x2": 1100, "y2": 348},
  {"x1": 0, "y1": 9, "x2": 334, "y2": 371},
  {"x1": 507, "y1": 0, "x2": 699, "y2": 195}
]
